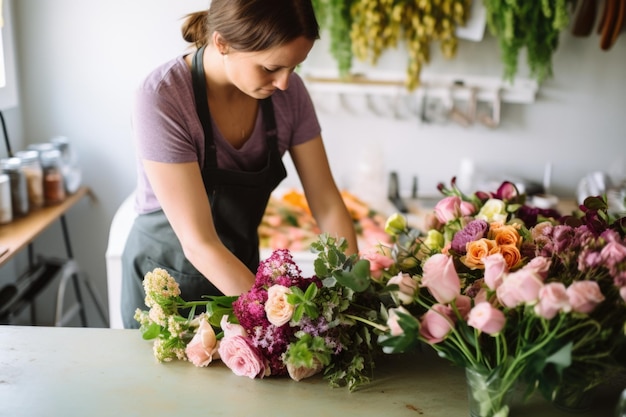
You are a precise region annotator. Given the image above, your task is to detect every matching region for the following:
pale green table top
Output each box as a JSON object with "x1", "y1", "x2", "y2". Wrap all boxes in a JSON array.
[{"x1": 0, "y1": 325, "x2": 619, "y2": 417}]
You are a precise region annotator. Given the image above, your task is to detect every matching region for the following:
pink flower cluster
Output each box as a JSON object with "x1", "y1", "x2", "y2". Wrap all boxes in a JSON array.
[
  {"x1": 394, "y1": 245, "x2": 614, "y2": 346},
  {"x1": 221, "y1": 250, "x2": 323, "y2": 377}
]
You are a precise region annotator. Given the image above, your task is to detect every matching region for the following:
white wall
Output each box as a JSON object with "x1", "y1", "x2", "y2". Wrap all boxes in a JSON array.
[{"x1": 6, "y1": 0, "x2": 626, "y2": 326}]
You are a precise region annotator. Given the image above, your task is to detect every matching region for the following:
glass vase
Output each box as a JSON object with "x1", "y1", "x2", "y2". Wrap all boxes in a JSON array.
[
  {"x1": 465, "y1": 367, "x2": 516, "y2": 417},
  {"x1": 551, "y1": 382, "x2": 596, "y2": 413}
]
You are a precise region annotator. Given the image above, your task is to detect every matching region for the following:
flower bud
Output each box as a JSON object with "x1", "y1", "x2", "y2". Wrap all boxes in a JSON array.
[{"x1": 385, "y1": 213, "x2": 407, "y2": 236}]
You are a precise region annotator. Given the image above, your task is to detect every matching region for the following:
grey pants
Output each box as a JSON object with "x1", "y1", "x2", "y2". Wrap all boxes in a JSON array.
[{"x1": 120, "y1": 210, "x2": 221, "y2": 329}]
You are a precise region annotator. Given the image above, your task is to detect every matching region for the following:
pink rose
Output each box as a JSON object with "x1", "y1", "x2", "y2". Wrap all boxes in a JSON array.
[
  {"x1": 534, "y1": 283, "x2": 570, "y2": 320},
  {"x1": 460, "y1": 201, "x2": 476, "y2": 216},
  {"x1": 265, "y1": 285, "x2": 294, "y2": 326},
  {"x1": 496, "y1": 269, "x2": 544, "y2": 308},
  {"x1": 218, "y1": 335, "x2": 268, "y2": 379},
  {"x1": 387, "y1": 272, "x2": 418, "y2": 305},
  {"x1": 434, "y1": 196, "x2": 463, "y2": 224},
  {"x1": 454, "y1": 295, "x2": 472, "y2": 320},
  {"x1": 600, "y1": 241, "x2": 626, "y2": 267},
  {"x1": 567, "y1": 281, "x2": 605, "y2": 313},
  {"x1": 220, "y1": 315, "x2": 247, "y2": 338},
  {"x1": 525, "y1": 256, "x2": 551, "y2": 280},
  {"x1": 387, "y1": 306, "x2": 416, "y2": 336},
  {"x1": 421, "y1": 253, "x2": 461, "y2": 304},
  {"x1": 217, "y1": 316, "x2": 268, "y2": 379},
  {"x1": 483, "y1": 253, "x2": 508, "y2": 290},
  {"x1": 185, "y1": 315, "x2": 219, "y2": 367},
  {"x1": 361, "y1": 248, "x2": 394, "y2": 280},
  {"x1": 467, "y1": 302, "x2": 506, "y2": 335},
  {"x1": 419, "y1": 304, "x2": 455, "y2": 344}
]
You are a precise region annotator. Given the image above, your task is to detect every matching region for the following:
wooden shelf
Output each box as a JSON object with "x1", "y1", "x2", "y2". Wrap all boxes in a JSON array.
[{"x1": 0, "y1": 186, "x2": 92, "y2": 266}]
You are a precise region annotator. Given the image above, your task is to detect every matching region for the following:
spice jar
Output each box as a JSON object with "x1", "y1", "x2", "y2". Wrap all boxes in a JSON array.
[
  {"x1": 51, "y1": 136, "x2": 81, "y2": 194},
  {"x1": 0, "y1": 157, "x2": 30, "y2": 217},
  {"x1": 39, "y1": 149, "x2": 66, "y2": 205},
  {"x1": 14, "y1": 150, "x2": 45, "y2": 211},
  {"x1": 0, "y1": 173, "x2": 12, "y2": 224}
]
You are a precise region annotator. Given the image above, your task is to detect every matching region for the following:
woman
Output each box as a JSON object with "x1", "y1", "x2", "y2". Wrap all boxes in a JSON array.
[{"x1": 121, "y1": 0, "x2": 358, "y2": 328}]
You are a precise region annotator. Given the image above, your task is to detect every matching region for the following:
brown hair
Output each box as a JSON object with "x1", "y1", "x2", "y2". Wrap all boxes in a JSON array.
[{"x1": 181, "y1": 0, "x2": 319, "y2": 51}]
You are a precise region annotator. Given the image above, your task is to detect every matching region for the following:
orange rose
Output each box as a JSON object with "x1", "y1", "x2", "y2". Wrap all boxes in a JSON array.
[
  {"x1": 498, "y1": 244, "x2": 522, "y2": 270},
  {"x1": 489, "y1": 223, "x2": 522, "y2": 248},
  {"x1": 462, "y1": 238, "x2": 499, "y2": 269}
]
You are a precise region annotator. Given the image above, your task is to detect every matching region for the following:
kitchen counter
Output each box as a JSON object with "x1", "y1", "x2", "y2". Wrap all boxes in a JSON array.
[{"x1": 0, "y1": 325, "x2": 619, "y2": 416}]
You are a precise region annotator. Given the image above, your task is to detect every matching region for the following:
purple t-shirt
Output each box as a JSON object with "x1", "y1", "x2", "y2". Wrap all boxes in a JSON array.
[{"x1": 131, "y1": 55, "x2": 321, "y2": 214}]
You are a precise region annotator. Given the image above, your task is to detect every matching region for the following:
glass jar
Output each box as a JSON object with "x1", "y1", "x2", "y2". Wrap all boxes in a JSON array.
[
  {"x1": 39, "y1": 149, "x2": 66, "y2": 205},
  {"x1": 0, "y1": 173, "x2": 12, "y2": 224},
  {"x1": 14, "y1": 150, "x2": 45, "y2": 210},
  {"x1": 0, "y1": 157, "x2": 30, "y2": 217},
  {"x1": 50, "y1": 136, "x2": 81, "y2": 193}
]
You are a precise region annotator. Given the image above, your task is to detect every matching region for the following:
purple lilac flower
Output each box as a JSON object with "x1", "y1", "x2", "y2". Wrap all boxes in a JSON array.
[{"x1": 451, "y1": 219, "x2": 489, "y2": 254}]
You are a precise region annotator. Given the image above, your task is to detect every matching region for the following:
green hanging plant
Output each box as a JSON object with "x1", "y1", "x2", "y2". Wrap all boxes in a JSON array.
[
  {"x1": 483, "y1": 0, "x2": 571, "y2": 83},
  {"x1": 313, "y1": 0, "x2": 357, "y2": 78}
]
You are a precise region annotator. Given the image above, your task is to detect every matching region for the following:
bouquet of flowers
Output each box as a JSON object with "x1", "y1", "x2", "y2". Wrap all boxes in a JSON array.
[
  {"x1": 135, "y1": 234, "x2": 386, "y2": 391},
  {"x1": 368, "y1": 178, "x2": 626, "y2": 416}
]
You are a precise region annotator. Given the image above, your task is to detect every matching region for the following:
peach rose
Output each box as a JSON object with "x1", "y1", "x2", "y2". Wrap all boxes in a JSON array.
[
  {"x1": 287, "y1": 358, "x2": 324, "y2": 381},
  {"x1": 498, "y1": 244, "x2": 522, "y2": 270},
  {"x1": 185, "y1": 315, "x2": 219, "y2": 367},
  {"x1": 265, "y1": 285, "x2": 294, "y2": 327},
  {"x1": 462, "y1": 238, "x2": 498, "y2": 269},
  {"x1": 489, "y1": 223, "x2": 522, "y2": 247}
]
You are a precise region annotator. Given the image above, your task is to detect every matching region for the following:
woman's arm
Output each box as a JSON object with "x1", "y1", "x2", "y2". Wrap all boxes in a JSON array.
[
  {"x1": 290, "y1": 136, "x2": 358, "y2": 255},
  {"x1": 142, "y1": 159, "x2": 255, "y2": 295}
]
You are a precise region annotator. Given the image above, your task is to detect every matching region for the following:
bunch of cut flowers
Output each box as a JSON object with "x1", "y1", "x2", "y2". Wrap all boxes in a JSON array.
[
  {"x1": 365, "y1": 178, "x2": 626, "y2": 416},
  {"x1": 135, "y1": 234, "x2": 387, "y2": 391}
]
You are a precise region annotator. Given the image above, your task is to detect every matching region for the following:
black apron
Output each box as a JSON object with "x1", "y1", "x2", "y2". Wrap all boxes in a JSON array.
[{"x1": 120, "y1": 46, "x2": 286, "y2": 328}]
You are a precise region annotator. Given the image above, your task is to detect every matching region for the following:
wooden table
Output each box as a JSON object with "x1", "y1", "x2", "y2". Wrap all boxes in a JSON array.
[
  {"x1": 0, "y1": 325, "x2": 619, "y2": 417},
  {"x1": 0, "y1": 186, "x2": 91, "y2": 266},
  {"x1": 0, "y1": 187, "x2": 107, "y2": 326}
]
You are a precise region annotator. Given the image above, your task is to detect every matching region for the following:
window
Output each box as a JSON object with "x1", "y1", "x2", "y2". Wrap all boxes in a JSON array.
[{"x1": 0, "y1": 0, "x2": 18, "y2": 110}]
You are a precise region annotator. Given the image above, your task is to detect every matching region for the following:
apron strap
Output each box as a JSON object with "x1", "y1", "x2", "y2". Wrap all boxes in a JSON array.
[
  {"x1": 191, "y1": 46, "x2": 278, "y2": 168},
  {"x1": 191, "y1": 45, "x2": 218, "y2": 169}
]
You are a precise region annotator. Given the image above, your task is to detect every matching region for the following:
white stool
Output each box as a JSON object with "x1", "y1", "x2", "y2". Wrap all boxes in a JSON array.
[{"x1": 105, "y1": 192, "x2": 137, "y2": 329}]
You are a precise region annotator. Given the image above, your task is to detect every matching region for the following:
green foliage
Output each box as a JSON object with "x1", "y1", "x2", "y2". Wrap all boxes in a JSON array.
[
  {"x1": 483, "y1": 0, "x2": 571, "y2": 83},
  {"x1": 312, "y1": 0, "x2": 355, "y2": 77}
]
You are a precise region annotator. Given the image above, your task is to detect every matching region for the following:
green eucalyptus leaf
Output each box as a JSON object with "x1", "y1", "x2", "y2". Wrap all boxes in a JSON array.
[
  {"x1": 142, "y1": 322, "x2": 161, "y2": 340},
  {"x1": 333, "y1": 269, "x2": 369, "y2": 292}
]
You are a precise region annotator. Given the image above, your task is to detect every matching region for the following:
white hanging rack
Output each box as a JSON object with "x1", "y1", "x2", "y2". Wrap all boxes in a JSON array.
[{"x1": 303, "y1": 71, "x2": 538, "y2": 104}]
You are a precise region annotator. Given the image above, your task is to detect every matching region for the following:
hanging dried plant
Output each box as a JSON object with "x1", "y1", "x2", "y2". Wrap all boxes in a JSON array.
[{"x1": 314, "y1": 0, "x2": 471, "y2": 90}]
